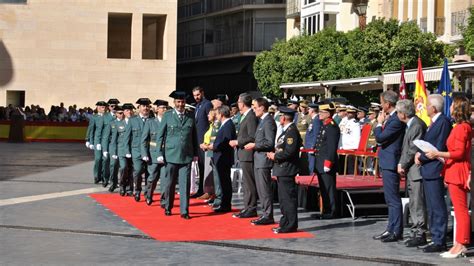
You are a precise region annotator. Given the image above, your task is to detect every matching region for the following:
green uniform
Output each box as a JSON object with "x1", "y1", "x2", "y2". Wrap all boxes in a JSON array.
[
  {"x1": 141, "y1": 117, "x2": 165, "y2": 204},
  {"x1": 157, "y1": 109, "x2": 197, "y2": 215},
  {"x1": 85, "y1": 114, "x2": 100, "y2": 182},
  {"x1": 296, "y1": 112, "x2": 311, "y2": 146},
  {"x1": 101, "y1": 113, "x2": 118, "y2": 186},
  {"x1": 124, "y1": 115, "x2": 149, "y2": 194},
  {"x1": 91, "y1": 114, "x2": 104, "y2": 183},
  {"x1": 94, "y1": 112, "x2": 114, "y2": 183},
  {"x1": 110, "y1": 118, "x2": 133, "y2": 194}
]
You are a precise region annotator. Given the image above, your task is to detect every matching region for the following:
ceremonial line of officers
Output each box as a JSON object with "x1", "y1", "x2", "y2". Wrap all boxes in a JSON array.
[{"x1": 84, "y1": 88, "x2": 379, "y2": 233}]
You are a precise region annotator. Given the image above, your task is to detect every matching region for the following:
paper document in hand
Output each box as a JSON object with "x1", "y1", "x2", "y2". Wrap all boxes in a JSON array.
[{"x1": 413, "y1": 140, "x2": 445, "y2": 164}]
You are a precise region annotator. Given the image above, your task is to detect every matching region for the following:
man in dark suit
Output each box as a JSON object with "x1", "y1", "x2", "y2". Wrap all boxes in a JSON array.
[
  {"x1": 267, "y1": 107, "x2": 302, "y2": 234},
  {"x1": 305, "y1": 103, "x2": 321, "y2": 174},
  {"x1": 313, "y1": 102, "x2": 340, "y2": 219},
  {"x1": 157, "y1": 91, "x2": 198, "y2": 219},
  {"x1": 415, "y1": 94, "x2": 452, "y2": 252},
  {"x1": 192, "y1": 86, "x2": 213, "y2": 198},
  {"x1": 396, "y1": 99, "x2": 428, "y2": 247},
  {"x1": 373, "y1": 90, "x2": 406, "y2": 243},
  {"x1": 210, "y1": 105, "x2": 237, "y2": 212},
  {"x1": 230, "y1": 93, "x2": 259, "y2": 218},
  {"x1": 245, "y1": 98, "x2": 276, "y2": 225}
]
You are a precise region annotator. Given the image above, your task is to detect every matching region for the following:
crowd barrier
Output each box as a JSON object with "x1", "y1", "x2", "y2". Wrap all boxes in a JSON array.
[{"x1": 0, "y1": 121, "x2": 87, "y2": 142}]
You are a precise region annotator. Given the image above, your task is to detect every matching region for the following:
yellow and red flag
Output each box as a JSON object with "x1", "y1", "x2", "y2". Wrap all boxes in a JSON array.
[{"x1": 414, "y1": 58, "x2": 431, "y2": 126}]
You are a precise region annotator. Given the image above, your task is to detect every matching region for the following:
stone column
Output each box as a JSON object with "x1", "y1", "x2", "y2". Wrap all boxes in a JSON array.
[{"x1": 427, "y1": 0, "x2": 435, "y2": 33}]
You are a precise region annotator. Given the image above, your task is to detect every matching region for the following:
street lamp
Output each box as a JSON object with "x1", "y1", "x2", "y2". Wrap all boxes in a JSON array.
[{"x1": 354, "y1": 1, "x2": 368, "y2": 30}]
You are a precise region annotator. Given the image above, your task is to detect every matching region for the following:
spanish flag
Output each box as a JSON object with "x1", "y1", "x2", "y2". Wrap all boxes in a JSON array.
[{"x1": 414, "y1": 58, "x2": 431, "y2": 126}]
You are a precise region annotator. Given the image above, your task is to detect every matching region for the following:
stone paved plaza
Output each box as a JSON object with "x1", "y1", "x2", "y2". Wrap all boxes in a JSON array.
[{"x1": 0, "y1": 142, "x2": 471, "y2": 265}]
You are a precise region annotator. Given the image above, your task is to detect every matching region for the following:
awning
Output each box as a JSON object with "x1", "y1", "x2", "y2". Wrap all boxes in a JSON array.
[{"x1": 280, "y1": 76, "x2": 383, "y2": 95}]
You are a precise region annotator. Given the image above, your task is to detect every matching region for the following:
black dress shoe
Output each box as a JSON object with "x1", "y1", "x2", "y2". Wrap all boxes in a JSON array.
[
  {"x1": 251, "y1": 216, "x2": 275, "y2": 225},
  {"x1": 146, "y1": 196, "x2": 153, "y2": 206},
  {"x1": 94, "y1": 178, "x2": 100, "y2": 184},
  {"x1": 381, "y1": 233, "x2": 402, "y2": 243},
  {"x1": 181, "y1": 214, "x2": 191, "y2": 219},
  {"x1": 232, "y1": 209, "x2": 246, "y2": 218},
  {"x1": 108, "y1": 183, "x2": 117, "y2": 192},
  {"x1": 405, "y1": 237, "x2": 427, "y2": 247},
  {"x1": 213, "y1": 207, "x2": 231, "y2": 213},
  {"x1": 272, "y1": 227, "x2": 281, "y2": 232},
  {"x1": 160, "y1": 203, "x2": 165, "y2": 209},
  {"x1": 373, "y1": 230, "x2": 391, "y2": 240},
  {"x1": 273, "y1": 227, "x2": 297, "y2": 234},
  {"x1": 238, "y1": 210, "x2": 258, "y2": 218},
  {"x1": 126, "y1": 191, "x2": 133, "y2": 197},
  {"x1": 134, "y1": 192, "x2": 141, "y2": 202},
  {"x1": 102, "y1": 180, "x2": 109, "y2": 188},
  {"x1": 165, "y1": 210, "x2": 172, "y2": 216},
  {"x1": 119, "y1": 187, "x2": 125, "y2": 196},
  {"x1": 207, "y1": 199, "x2": 215, "y2": 206},
  {"x1": 422, "y1": 243, "x2": 447, "y2": 253}
]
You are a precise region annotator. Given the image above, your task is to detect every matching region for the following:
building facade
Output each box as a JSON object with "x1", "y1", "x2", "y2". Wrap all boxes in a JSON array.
[
  {"x1": 0, "y1": 0, "x2": 177, "y2": 108},
  {"x1": 177, "y1": 0, "x2": 287, "y2": 99}
]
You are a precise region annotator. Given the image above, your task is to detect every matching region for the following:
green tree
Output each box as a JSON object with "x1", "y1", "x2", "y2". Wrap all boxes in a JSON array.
[{"x1": 462, "y1": 6, "x2": 474, "y2": 57}]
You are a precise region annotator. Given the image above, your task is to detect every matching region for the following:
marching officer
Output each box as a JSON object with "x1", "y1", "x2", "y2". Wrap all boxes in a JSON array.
[
  {"x1": 111, "y1": 103, "x2": 134, "y2": 196},
  {"x1": 125, "y1": 98, "x2": 152, "y2": 202},
  {"x1": 106, "y1": 105, "x2": 123, "y2": 192},
  {"x1": 101, "y1": 98, "x2": 120, "y2": 188},
  {"x1": 85, "y1": 102, "x2": 97, "y2": 181},
  {"x1": 313, "y1": 102, "x2": 340, "y2": 219},
  {"x1": 267, "y1": 107, "x2": 302, "y2": 234},
  {"x1": 91, "y1": 101, "x2": 107, "y2": 184},
  {"x1": 142, "y1": 99, "x2": 168, "y2": 206},
  {"x1": 157, "y1": 91, "x2": 198, "y2": 219}
]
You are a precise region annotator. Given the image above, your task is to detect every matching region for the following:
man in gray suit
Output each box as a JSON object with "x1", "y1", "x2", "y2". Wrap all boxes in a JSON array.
[
  {"x1": 396, "y1": 99, "x2": 428, "y2": 247},
  {"x1": 244, "y1": 98, "x2": 276, "y2": 225},
  {"x1": 230, "y1": 93, "x2": 259, "y2": 218}
]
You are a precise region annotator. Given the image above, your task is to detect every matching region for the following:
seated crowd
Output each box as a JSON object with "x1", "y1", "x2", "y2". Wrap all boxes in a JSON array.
[{"x1": 0, "y1": 102, "x2": 94, "y2": 122}]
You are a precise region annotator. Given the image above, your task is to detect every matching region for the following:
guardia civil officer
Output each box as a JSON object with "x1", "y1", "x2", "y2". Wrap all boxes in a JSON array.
[
  {"x1": 157, "y1": 91, "x2": 198, "y2": 219},
  {"x1": 101, "y1": 98, "x2": 120, "y2": 188},
  {"x1": 90, "y1": 101, "x2": 107, "y2": 184},
  {"x1": 313, "y1": 102, "x2": 340, "y2": 219},
  {"x1": 267, "y1": 107, "x2": 302, "y2": 234},
  {"x1": 124, "y1": 98, "x2": 152, "y2": 202},
  {"x1": 142, "y1": 100, "x2": 168, "y2": 206}
]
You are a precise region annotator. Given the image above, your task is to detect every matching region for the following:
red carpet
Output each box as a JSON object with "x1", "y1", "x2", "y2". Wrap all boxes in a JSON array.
[{"x1": 90, "y1": 193, "x2": 314, "y2": 242}]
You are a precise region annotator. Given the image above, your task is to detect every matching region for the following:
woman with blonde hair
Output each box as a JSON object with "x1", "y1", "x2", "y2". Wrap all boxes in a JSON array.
[{"x1": 426, "y1": 95, "x2": 472, "y2": 258}]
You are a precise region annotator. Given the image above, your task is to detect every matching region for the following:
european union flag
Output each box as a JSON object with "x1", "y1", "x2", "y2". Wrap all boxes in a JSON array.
[{"x1": 437, "y1": 58, "x2": 452, "y2": 117}]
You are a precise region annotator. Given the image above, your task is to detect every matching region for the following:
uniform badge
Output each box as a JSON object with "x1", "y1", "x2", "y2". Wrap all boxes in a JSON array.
[
  {"x1": 287, "y1": 138, "x2": 293, "y2": 145},
  {"x1": 119, "y1": 126, "x2": 124, "y2": 130}
]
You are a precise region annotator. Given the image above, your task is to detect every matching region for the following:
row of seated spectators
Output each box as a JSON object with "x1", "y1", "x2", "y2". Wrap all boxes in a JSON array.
[{"x1": 0, "y1": 103, "x2": 94, "y2": 122}]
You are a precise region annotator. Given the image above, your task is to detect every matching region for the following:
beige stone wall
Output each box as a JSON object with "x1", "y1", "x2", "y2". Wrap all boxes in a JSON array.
[{"x1": 0, "y1": 0, "x2": 177, "y2": 108}]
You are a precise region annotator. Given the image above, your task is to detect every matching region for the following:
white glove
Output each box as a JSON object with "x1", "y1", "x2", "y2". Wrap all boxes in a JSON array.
[
  {"x1": 111, "y1": 155, "x2": 118, "y2": 159},
  {"x1": 125, "y1": 154, "x2": 131, "y2": 158},
  {"x1": 103, "y1": 151, "x2": 108, "y2": 158},
  {"x1": 89, "y1": 144, "x2": 94, "y2": 150},
  {"x1": 142, "y1": 156, "x2": 149, "y2": 162},
  {"x1": 85, "y1": 142, "x2": 90, "y2": 148},
  {"x1": 157, "y1": 156, "x2": 165, "y2": 164},
  {"x1": 96, "y1": 144, "x2": 102, "y2": 151},
  {"x1": 324, "y1": 167, "x2": 331, "y2": 173}
]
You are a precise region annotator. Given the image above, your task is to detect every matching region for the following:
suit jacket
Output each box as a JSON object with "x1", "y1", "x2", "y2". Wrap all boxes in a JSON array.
[
  {"x1": 100, "y1": 113, "x2": 116, "y2": 152},
  {"x1": 273, "y1": 123, "x2": 302, "y2": 176},
  {"x1": 110, "y1": 119, "x2": 130, "y2": 157},
  {"x1": 213, "y1": 119, "x2": 237, "y2": 167},
  {"x1": 399, "y1": 116, "x2": 427, "y2": 181},
  {"x1": 194, "y1": 98, "x2": 213, "y2": 145},
  {"x1": 419, "y1": 113, "x2": 452, "y2": 180},
  {"x1": 314, "y1": 118, "x2": 340, "y2": 173},
  {"x1": 254, "y1": 113, "x2": 276, "y2": 169},
  {"x1": 237, "y1": 109, "x2": 258, "y2": 162},
  {"x1": 157, "y1": 109, "x2": 197, "y2": 164},
  {"x1": 304, "y1": 115, "x2": 321, "y2": 149},
  {"x1": 124, "y1": 115, "x2": 148, "y2": 159},
  {"x1": 140, "y1": 117, "x2": 163, "y2": 164},
  {"x1": 374, "y1": 112, "x2": 406, "y2": 170}
]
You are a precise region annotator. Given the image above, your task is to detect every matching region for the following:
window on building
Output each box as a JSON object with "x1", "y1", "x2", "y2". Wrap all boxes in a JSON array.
[
  {"x1": 324, "y1": 13, "x2": 337, "y2": 28},
  {"x1": 0, "y1": 0, "x2": 27, "y2": 3},
  {"x1": 142, "y1": 14, "x2": 166, "y2": 60},
  {"x1": 107, "y1": 13, "x2": 132, "y2": 59}
]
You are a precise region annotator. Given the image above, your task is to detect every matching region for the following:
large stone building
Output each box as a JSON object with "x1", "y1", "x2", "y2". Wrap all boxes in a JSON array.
[
  {"x1": 177, "y1": 0, "x2": 287, "y2": 99},
  {"x1": 0, "y1": 0, "x2": 177, "y2": 108}
]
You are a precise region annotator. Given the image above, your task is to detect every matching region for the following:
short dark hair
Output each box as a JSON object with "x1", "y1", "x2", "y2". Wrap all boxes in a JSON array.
[
  {"x1": 192, "y1": 86, "x2": 204, "y2": 93},
  {"x1": 255, "y1": 97, "x2": 269, "y2": 111},
  {"x1": 283, "y1": 113, "x2": 295, "y2": 121},
  {"x1": 217, "y1": 105, "x2": 231, "y2": 118},
  {"x1": 239, "y1": 93, "x2": 252, "y2": 108}
]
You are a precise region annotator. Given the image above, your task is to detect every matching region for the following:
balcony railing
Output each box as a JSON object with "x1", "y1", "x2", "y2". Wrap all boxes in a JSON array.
[
  {"x1": 452, "y1": 9, "x2": 470, "y2": 36},
  {"x1": 206, "y1": 0, "x2": 286, "y2": 14},
  {"x1": 435, "y1": 17, "x2": 445, "y2": 36},
  {"x1": 286, "y1": 0, "x2": 300, "y2": 18}
]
